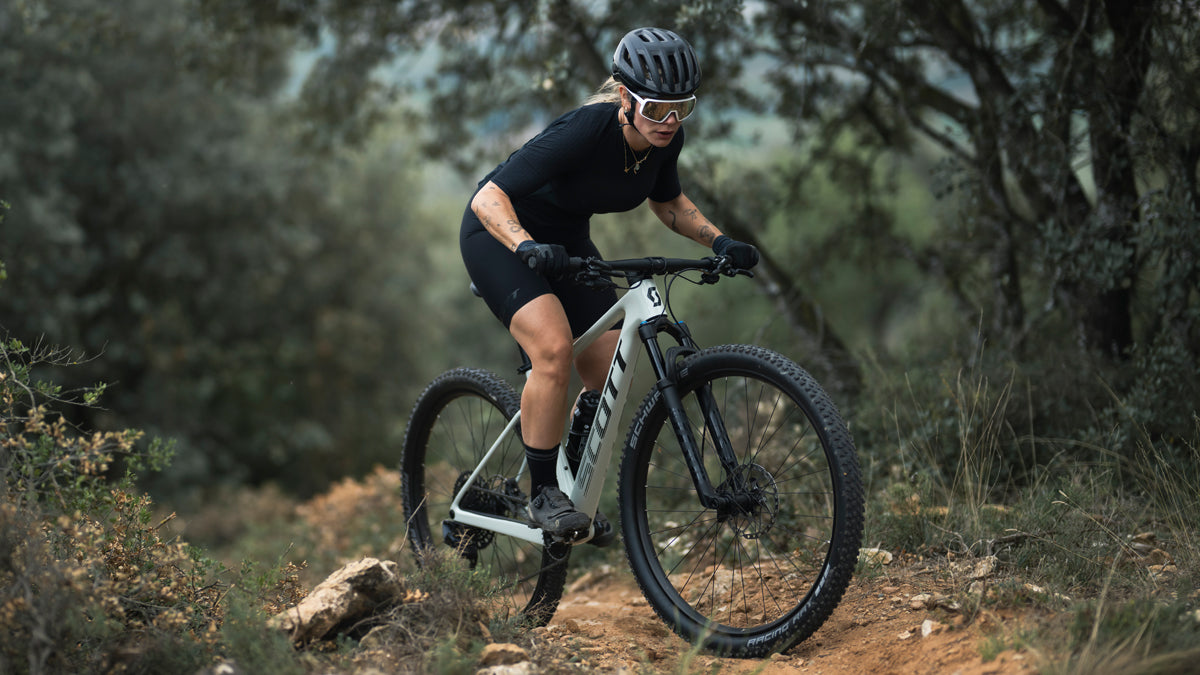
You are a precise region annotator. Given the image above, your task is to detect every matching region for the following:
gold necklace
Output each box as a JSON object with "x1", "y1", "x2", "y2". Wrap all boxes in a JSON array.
[{"x1": 622, "y1": 135, "x2": 653, "y2": 174}]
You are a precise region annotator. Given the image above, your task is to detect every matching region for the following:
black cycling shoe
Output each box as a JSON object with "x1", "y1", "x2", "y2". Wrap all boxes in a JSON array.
[
  {"x1": 587, "y1": 510, "x2": 616, "y2": 547},
  {"x1": 527, "y1": 486, "x2": 591, "y2": 538}
]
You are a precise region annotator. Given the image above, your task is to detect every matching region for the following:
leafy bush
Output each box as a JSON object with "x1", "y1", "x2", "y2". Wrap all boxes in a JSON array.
[{"x1": 0, "y1": 335, "x2": 304, "y2": 673}]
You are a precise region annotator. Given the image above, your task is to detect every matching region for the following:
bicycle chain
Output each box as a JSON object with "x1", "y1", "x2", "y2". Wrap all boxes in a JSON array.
[{"x1": 446, "y1": 473, "x2": 527, "y2": 553}]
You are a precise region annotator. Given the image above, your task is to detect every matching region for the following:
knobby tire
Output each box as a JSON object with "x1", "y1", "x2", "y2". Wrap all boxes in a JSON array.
[
  {"x1": 400, "y1": 367, "x2": 570, "y2": 626},
  {"x1": 618, "y1": 345, "x2": 864, "y2": 657}
]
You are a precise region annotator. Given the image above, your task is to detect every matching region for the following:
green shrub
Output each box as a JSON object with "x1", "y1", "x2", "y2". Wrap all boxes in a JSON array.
[
  {"x1": 0, "y1": 334, "x2": 306, "y2": 673},
  {"x1": 218, "y1": 591, "x2": 306, "y2": 675}
]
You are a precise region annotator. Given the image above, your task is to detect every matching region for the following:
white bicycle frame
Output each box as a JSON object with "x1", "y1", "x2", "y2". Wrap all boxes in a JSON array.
[{"x1": 447, "y1": 276, "x2": 669, "y2": 545}]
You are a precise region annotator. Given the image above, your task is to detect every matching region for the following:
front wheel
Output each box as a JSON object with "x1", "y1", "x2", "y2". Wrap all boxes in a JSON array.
[
  {"x1": 400, "y1": 367, "x2": 570, "y2": 626},
  {"x1": 619, "y1": 345, "x2": 863, "y2": 657}
]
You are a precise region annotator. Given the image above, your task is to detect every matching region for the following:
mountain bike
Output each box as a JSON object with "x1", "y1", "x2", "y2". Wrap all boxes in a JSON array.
[{"x1": 400, "y1": 254, "x2": 863, "y2": 657}]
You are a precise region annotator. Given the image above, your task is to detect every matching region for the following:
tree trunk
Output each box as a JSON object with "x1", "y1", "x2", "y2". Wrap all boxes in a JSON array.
[{"x1": 1072, "y1": 0, "x2": 1153, "y2": 358}]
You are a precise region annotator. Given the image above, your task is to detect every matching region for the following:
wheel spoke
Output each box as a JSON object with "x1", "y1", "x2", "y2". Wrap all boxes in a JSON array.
[
  {"x1": 621, "y1": 347, "x2": 862, "y2": 656},
  {"x1": 401, "y1": 369, "x2": 569, "y2": 627}
]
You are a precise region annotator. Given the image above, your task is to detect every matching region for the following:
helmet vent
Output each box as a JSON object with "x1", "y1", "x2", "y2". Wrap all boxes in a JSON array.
[{"x1": 611, "y1": 27, "x2": 701, "y2": 98}]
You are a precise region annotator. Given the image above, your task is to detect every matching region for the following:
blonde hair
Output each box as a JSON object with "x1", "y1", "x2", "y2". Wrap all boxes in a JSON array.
[{"x1": 583, "y1": 76, "x2": 623, "y2": 106}]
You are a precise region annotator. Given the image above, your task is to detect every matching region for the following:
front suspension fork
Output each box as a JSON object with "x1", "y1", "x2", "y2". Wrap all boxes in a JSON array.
[{"x1": 638, "y1": 318, "x2": 748, "y2": 511}]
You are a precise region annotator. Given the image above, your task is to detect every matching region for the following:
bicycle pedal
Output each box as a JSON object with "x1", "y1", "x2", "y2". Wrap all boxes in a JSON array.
[
  {"x1": 530, "y1": 523, "x2": 586, "y2": 544},
  {"x1": 587, "y1": 518, "x2": 616, "y2": 548}
]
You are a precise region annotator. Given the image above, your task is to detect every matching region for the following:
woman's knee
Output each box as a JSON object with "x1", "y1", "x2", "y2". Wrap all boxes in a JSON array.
[
  {"x1": 511, "y1": 295, "x2": 574, "y2": 374},
  {"x1": 528, "y1": 331, "x2": 574, "y2": 377}
]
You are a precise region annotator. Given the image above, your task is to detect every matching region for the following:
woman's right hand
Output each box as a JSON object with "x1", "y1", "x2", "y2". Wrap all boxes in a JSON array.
[{"x1": 516, "y1": 240, "x2": 570, "y2": 278}]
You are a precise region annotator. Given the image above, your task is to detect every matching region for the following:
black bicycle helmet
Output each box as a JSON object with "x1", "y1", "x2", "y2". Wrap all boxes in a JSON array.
[{"x1": 611, "y1": 27, "x2": 701, "y2": 98}]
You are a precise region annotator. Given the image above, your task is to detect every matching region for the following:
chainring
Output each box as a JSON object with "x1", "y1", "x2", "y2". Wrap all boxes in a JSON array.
[{"x1": 444, "y1": 473, "x2": 526, "y2": 557}]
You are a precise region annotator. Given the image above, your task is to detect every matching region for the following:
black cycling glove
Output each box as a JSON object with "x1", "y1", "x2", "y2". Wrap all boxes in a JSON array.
[
  {"x1": 516, "y1": 240, "x2": 570, "y2": 278},
  {"x1": 712, "y1": 235, "x2": 760, "y2": 270}
]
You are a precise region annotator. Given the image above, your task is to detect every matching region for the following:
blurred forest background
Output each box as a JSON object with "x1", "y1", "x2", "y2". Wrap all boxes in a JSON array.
[{"x1": 3, "y1": 0, "x2": 1198, "y2": 510}]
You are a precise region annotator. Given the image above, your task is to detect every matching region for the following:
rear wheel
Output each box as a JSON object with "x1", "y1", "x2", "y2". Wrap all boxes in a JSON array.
[
  {"x1": 619, "y1": 345, "x2": 863, "y2": 656},
  {"x1": 400, "y1": 367, "x2": 569, "y2": 626}
]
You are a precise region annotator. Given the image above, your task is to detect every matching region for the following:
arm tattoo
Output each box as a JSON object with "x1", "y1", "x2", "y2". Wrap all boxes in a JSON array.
[{"x1": 665, "y1": 209, "x2": 680, "y2": 232}]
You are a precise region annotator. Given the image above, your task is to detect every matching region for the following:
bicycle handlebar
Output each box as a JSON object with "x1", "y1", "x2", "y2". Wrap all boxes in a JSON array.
[{"x1": 565, "y1": 255, "x2": 753, "y2": 286}]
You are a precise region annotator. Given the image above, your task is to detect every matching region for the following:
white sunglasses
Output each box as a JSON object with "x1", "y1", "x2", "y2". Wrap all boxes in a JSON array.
[{"x1": 629, "y1": 90, "x2": 697, "y2": 123}]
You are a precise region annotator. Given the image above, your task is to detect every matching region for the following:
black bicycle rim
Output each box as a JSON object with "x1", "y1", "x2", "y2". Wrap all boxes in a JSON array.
[
  {"x1": 400, "y1": 368, "x2": 570, "y2": 625},
  {"x1": 620, "y1": 346, "x2": 863, "y2": 656}
]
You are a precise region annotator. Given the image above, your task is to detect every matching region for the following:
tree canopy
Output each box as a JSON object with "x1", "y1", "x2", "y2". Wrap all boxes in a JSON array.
[
  {"x1": 211, "y1": 0, "x2": 1200, "y2": 386},
  {"x1": 2, "y1": 0, "x2": 1197, "y2": 496},
  {"x1": 1, "y1": 0, "x2": 446, "y2": 494}
]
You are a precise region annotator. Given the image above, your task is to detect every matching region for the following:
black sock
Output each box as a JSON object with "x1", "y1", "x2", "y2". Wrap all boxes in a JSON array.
[{"x1": 525, "y1": 443, "x2": 560, "y2": 497}]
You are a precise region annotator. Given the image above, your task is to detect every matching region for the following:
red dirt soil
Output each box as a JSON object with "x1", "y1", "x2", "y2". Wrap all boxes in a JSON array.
[{"x1": 533, "y1": 562, "x2": 1038, "y2": 674}]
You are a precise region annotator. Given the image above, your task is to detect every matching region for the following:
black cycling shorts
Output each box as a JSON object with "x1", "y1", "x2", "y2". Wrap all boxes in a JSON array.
[{"x1": 460, "y1": 209, "x2": 619, "y2": 337}]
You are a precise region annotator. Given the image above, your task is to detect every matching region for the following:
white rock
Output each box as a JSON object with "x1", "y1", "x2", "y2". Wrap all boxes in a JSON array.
[
  {"x1": 270, "y1": 558, "x2": 409, "y2": 643},
  {"x1": 478, "y1": 643, "x2": 530, "y2": 668},
  {"x1": 859, "y1": 548, "x2": 894, "y2": 565},
  {"x1": 921, "y1": 619, "x2": 946, "y2": 637}
]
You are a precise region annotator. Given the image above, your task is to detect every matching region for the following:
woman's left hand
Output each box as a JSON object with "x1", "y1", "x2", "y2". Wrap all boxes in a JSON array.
[{"x1": 712, "y1": 235, "x2": 760, "y2": 269}]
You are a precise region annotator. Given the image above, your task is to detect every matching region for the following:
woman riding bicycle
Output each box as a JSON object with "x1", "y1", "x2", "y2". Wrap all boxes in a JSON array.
[{"x1": 459, "y1": 27, "x2": 759, "y2": 539}]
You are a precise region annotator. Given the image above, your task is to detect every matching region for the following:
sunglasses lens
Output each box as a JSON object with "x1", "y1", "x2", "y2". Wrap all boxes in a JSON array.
[{"x1": 638, "y1": 96, "x2": 696, "y2": 123}]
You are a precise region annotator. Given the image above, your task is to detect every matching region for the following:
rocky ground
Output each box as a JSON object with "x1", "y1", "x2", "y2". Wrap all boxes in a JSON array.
[
  {"x1": 272, "y1": 551, "x2": 1046, "y2": 675},
  {"x1": 517, "y1": 560, "x2": 1039, "y2": 675},
  {"x1": 253, "y1": 469, "x2": 1092, "y2": 674}
]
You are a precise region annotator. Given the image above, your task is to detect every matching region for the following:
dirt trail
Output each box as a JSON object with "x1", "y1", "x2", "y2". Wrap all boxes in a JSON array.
[{"x1": 530, "y1": 562, "x2": 1037, "y2": 674}]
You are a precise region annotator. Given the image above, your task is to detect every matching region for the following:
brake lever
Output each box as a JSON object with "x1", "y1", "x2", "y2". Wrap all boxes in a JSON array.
[
  {"x1": 585, "y1": 276, "x2": 616, "y2": 290},
  {"x1": 575, "y1": 269, "x2": 616, "y2": 290},
  {"x1": 711, "y1": 255, "x2": 755, "y2": 279}
]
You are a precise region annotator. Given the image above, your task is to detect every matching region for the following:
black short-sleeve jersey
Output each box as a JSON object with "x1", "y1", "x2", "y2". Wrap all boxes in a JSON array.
[{"x1": 477, "y1": 103, "x2": 684, "y2": 243}]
